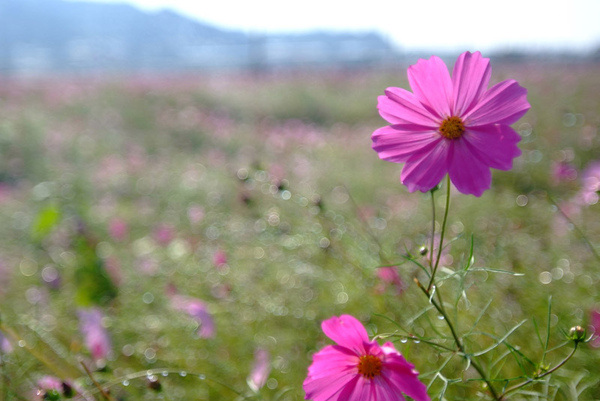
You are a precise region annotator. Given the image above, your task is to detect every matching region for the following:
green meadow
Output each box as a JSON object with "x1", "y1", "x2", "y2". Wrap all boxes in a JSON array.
[{"x1": 0, "y1": 60, "x2": 599, "y2": 400}]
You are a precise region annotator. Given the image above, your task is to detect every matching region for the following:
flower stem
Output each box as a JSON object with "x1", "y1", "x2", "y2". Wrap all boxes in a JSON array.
[
  {"x1": 498, "y1": 342, "x2": 578, "y2": 400},
  {"x1": 415, "y1": 279, "x2": 501, "y2": 400},
  {"x1": 428, "y1": 175, "x2": 451, "y2": 292}
]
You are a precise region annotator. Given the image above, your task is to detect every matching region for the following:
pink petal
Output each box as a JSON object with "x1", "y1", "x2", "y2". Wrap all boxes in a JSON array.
[
  {"x1": 407, "y1": 56, "x2": 453, "y2": 119},
  {"x1": 462, "y1": 124, "x2": 521, "y2": 170},
  {"x1": 381, "y1": 343, "x2": 430, "y2": 401},
  {"x1": 338, "y1": 376, "x2": 375, "y2": 401},
  {"x1": 463, "y1": 80, "x2": 530, "y2": 126},
  {"x1": 452, "y1": 51, "x2": 491, "y2": 116},
  {"x1": 321, "y1": 315, "x2": 369, "y2": 353},
  {"x1": 448, "y1": 140, "x2": 492, "y2": 196},
  {"x1": 303, "y1": 346, "x2": 358, "y2": 401},
  {"x1": 306, "y1": 345, "x2": 358, "y2": 380},
  {"x1": 400, "y1": 140, "x2": 451, "y2": 193},
  {"x1": 378, "y1": 88, "x2": 439, "y2": 127},
  {"x1": 372, "y1": 125, "x2": 441, "y2": 164}
]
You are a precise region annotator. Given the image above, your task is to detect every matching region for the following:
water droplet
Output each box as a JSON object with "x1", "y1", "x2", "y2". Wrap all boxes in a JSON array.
[
  {"x1": 400, "y1": 338, "x2": 408, "y2": 343},
  {"x1": 179, "y1": 371, "x2": 187, "y2": 377},
  {"x1": 437, "y1": 315, "x2": 445, "y2": 320},
  {"x1": 161, "y1": 371, "x2": 169, "y2": 377},
  {"x1": 122, "y1": 380, "x2": 129, "y2": 386},
  {"x1": 198, "y1": 374, "x2": 206, "y2": 380},
  {"x1": 414, "y1": 340, "x2": 420, "y2": 344}
]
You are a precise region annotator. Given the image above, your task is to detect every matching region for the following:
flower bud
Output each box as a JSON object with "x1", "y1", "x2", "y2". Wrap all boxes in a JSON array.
[
  {"x1": 568, "y1": 325, "x2": 586, "y2": 343},
  {"x1": 419, "y1": 246, "x2": 428, "y2": 256}
]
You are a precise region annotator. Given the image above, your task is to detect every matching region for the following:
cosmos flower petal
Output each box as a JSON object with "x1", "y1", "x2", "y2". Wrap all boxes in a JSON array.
[
  {"x1": 378, "y1": 88, "x2": 440, "y2": 127},
  {"x1": 337, "y1": 376, "x2": 376, "y2": 401},
  {"x1": 448, "y1": 139, "x2": 492, "y2": 196},
  {"x1": 381, "y1": 343, "x2": 429, "y2": 401},
  {"x1": 321, "y1": 315, "x2": 369, "y2": 353},
  {"x1": 400, "y1": 140, "x2": 451, "y2": 193},
  {"x1": 407, "y1": 55, "x2": 453, "y2": 118},
  {"x1": 372, "y1": 125, "x2": 441, "y2": 163},
  {"x1": 463, "y1": 79, "x2": 530, "y2": 126},
  {"x1": 304, "y1": 352, "x2": 358, "y2": 401},
  {"x1": 452, "y1": 51, "x2": 491, "y2": 116},
  {"x1": 306, "y1": 345, "x2": 358, "y2": 380},
  {"x1": 463, "y1": 124, "x2": 521, "y2": 170}
]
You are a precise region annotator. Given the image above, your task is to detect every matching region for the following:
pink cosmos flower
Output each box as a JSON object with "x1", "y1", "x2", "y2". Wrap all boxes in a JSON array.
[
  {"x1": 303, "y1": 315, "x2": 429, "y2": 401},
  {"x1": 590, "y1": 309, "x2": 600, "y2": 347},
  {"x1": 0, "y1": 330, "x2": 12, "y2": 353},
  {"x1": 372, "y1": 51, "x2": 530, "y2": 196},
  {"x1": 213, "y1": 249, "x2": 228, "y2": 268},
  {"x1": 247, "y1": 348, "x2": 271, "y2": 391},
  {"x1": 375, "y1": 267, "x2": 405, "y2": 296},
  {"x1": 108, "y1": 218, "x2": 129, "y2": 242},
  {"x1": 169, "y1": 293, "x2": 216, "y2": 339},
  {"x1": 579, "y1": 160, "x2": 600, "y2": 205},
  {"x1": 77, "y1": 308, "x2": 111, "y2": 362}
]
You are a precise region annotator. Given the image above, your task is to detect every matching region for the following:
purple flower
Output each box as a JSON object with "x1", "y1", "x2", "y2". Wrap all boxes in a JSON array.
[
  {"x1": 0, "y1": 330, "x2": 12, "y2": 353},
  {"x1": 590, "y1": 309, "x2": 600, "y2": 348},
  {"x1": 372, "y1": 51, "x2": 530, "y2": 196},
  {"x1": 248, "y1": 348, "x2": 271, "y2": 391},
  {"x1": 579, "y1": 160, "x2": 600, "y2": 205},
  {"x1": 375, "y1": 267, "x2": 405, "y2": 296},
  {"x1": 303, "y1": 315, "x2": 429, "y2": 401},
  {"x1": 77, "y1": 308, "x2": 111, "y2": 362},
  {"x1": 170, "y1": 294, "x2": 216, "y2": 338}
]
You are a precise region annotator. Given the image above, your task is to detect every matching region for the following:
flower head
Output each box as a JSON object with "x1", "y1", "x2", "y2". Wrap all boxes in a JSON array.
[
  {"x1": 248, "y1": 348, "x2": 271, "y2": 392},
  {"x1": 372, "y1": 51, "x2": 530, "y2": 196},
  {"x1": 303, "y1": 315, "x2": 429, "y2": 401},
  {"x1": 169, "y1": 293, "x2": 216, "y2": 338},
  {"x1": 77, "y1": 307, "x2": 111, "y2": 362}
]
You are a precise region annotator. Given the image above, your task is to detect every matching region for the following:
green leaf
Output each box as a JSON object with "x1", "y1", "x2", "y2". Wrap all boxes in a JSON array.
[
  {"x1": 30, "y1": 203, "x2": 61, "y2": 242},
  {"x1": 73, "y1": 234, "x2": 118, "y2": 307}
]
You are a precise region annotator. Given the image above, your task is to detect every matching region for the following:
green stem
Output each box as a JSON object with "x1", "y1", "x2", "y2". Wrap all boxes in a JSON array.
[
  {"x1": 428, "y1": 175, "x2": 451, "y2": 292},
  {"x1": 498, "y1": 342, "x2": 578, "y2": 400},
  {"x1": 429, "y1": 189, "x2": 436, "y2": 271},
  {"x1": 415, "y1": 279, "x2": 501, "y2": 400},
  {"x1": 95, "y1": 368, "x2": 246, "y2": 398}
]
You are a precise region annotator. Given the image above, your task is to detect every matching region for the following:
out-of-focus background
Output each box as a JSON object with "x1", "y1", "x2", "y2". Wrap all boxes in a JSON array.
[
  {"x1": 1, "y1": 0, "x2": 599, "y2": 76},
  {"x1": 1, "y1": 1, "x2": 600, "y2": 400}
]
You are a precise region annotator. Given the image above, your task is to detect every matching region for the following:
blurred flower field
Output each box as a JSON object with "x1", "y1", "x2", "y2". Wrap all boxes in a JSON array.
[{"x1": 0, "y1": 60, "x2": 600, "y2": 400}]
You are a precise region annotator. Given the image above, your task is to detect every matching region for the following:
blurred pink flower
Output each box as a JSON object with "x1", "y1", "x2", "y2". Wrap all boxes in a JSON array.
[
  {"x1": 579, "y1": 161, "x2": 600, "y2": 205},
  {"x1": 303, "y1": 315, "x2": 429, "y2": 401},
  {"x1": 248, "y1": 348, "x2": 271, "y2": 392},
  {"x1": 170, "y1": 293, "x2": 216, "y2": 338},
  {"x1": 77, "y1": 308, "x2": 111, "y2": 362},
  {"x1": 375, "y1": 267, "x2": 405, "y2": 296},
  {"x1": 213, "y1": 249, "x2": 228, "y2": 268},
  {"x1": 551, "y1": 161, "x2": 577, "y2": 183},
  {"x1": 153, "y1": 224, "x2": 175, "y2": 246},
  {"x1": 187, "y1": 205, "x2": 205, "y2": 224},
  {"x1": 590, "y1": 309, "x2": 600, "y2": 347},
  {"x1": 36, "y1": 375, "x2": 76, "y2": 400},
  {"x1": 372, "y1": 51, "x2": 530, "y2": 196},
  {"x1": 108, "y1": 218, "x2": 129, "y2": 242},
  {"x1": 0, "y1": 330, "x2": 12, "y2": 353},
  {"x1": 36, "y1": 376, "x2": 63, "y2": 399}
]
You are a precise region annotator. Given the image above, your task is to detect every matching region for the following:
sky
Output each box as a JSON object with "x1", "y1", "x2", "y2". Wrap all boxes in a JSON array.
[{"x1": 70, "y1": 0, "x2": 600, "y2": 53}]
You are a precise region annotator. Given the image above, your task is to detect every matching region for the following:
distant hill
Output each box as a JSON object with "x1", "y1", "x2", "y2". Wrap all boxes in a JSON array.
[{"x1": 0, "y1": 0, "x2": 401, "y2": 76}]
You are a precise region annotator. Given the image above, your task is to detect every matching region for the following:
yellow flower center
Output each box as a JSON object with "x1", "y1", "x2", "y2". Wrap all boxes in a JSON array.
[
  {"x1": 439, "y1": 116, "x2": 465, "y2": 139},
  {"x1": 357, "y1": 354, "x2": 382, "y2": 379}
]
